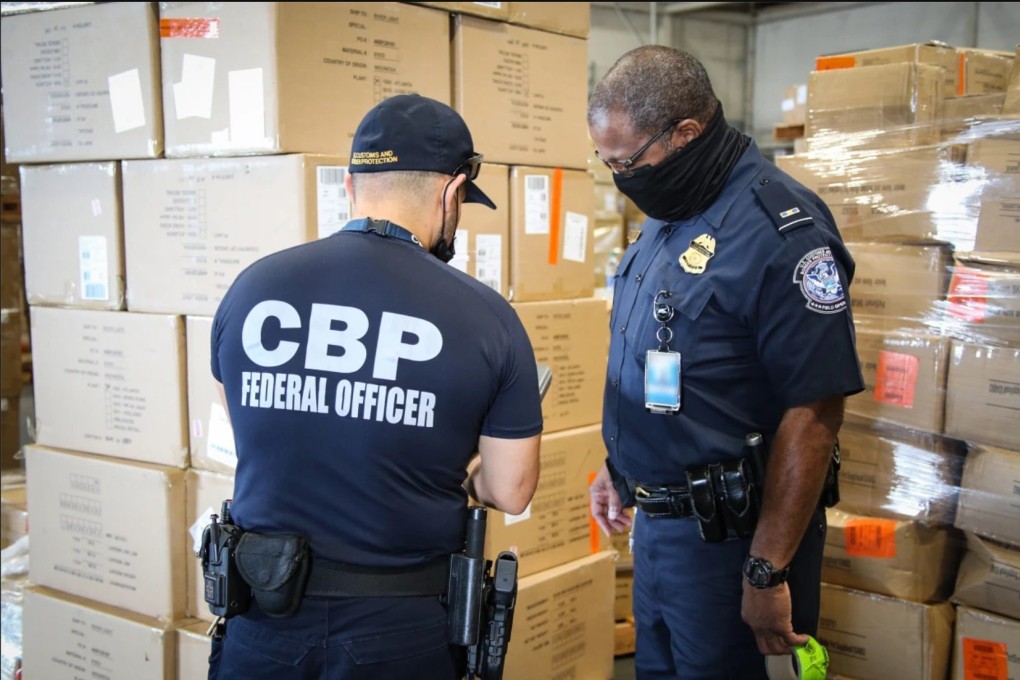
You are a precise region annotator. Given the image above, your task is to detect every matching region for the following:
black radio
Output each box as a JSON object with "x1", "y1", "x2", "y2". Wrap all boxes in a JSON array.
[{"x1": 199, "y1": 499, "x2": 251, "y2": 620}]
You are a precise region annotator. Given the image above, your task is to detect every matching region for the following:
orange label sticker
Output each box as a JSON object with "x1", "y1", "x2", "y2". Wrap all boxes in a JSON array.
[
  {"x1": 588, "y1": 471, "x2": 599, "y2": 554},
  {"x1": 160, "y1": 18, "x2": 220, "y2": 39},
  {"x1": 548, "y1": 168, "x2": 563, "y2": 266},
  {"x1": 947, "y1": 265, "x2": 990, "y2": 323},
  {"x1": 957, "y1": 52, "x2": 967, "y2": 97},
  {"x1": 844, "y1": 518, "x2": 897, "y2": 558},
  {"x1": 815, "y1": 55, "x2": 857, "y2": 70},
  {"x1": 962, "y1": 637, "x2": 1008, "y2": 680},
  {"x1": 873, "y1": 350, "x2": 919, "y2": 408}
]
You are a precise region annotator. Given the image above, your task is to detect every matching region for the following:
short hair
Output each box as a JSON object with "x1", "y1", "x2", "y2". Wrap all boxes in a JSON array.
[
  {"x1": 351, "y1": 170, "x2": 446, "y2": 206},
  {"x1": 588, "y1": 46, "x2": 719, "y2": 137}
]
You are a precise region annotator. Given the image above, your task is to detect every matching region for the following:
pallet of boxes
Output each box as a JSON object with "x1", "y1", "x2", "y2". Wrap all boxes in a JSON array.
[
  {"x1": 0, "y1": 2, "x2": 618, "y2": 678},
  {"x1": 776, "y1": 40, "x2": 1020, "y2": 680}
]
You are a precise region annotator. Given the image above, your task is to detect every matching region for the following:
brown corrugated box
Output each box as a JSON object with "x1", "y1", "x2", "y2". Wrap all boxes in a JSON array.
[
  {"x1": 0, "y1": 396, "x2": 20, "y2": 473},
  {"x1": 186, "y1": 315, "x2": 237, "y2": 474},
  {"x1": 453, "y1": 16, "x2": 589, "y2": 169},
  {"x1": 614, "y1": 567, "x2": 634, "y2": 621},
  {"x1": 176, "y1": 619, "x2": 213, "y2": 679},
  {"x1": 956, "y1": 47, "x2": 1016, "y2": 96},
  {"x1": 412, "y1": 1, "x2": 510, "y2": 20},
  {"x1": 0, "y1": 483, "x2": 28, "y2": 548},
  {"x1": 25, "y1": 445, "x2": 188, "y2": 620},
  {"x1": 781, "y1": 83, "x2": 808, "y2": 126},
  {"x1": 30, "y1": 307, "x2": 188, "y2": 467},
  {"x1": 815, "y1": 42, "x2": 959, "y2": 94},
  {"x1": 950, "y1": 606, "x2": 1020, "y2": 680},
  {"x1": 512, "y1": 298, "x2": 607, "y2": 434},
  {"x1": 22, "y1": 585, "x2": 174, "y2": 680},
  {"x1": 0, "y1": 222, "x2": 25, "y2": 399},
  {"x1": 505, "y1": 551, "x2": 615, "y2": 680},
  {"x1": 123, "y1": 154, "x2": 345, "y2": 316},
  {"x1": 822, "y1": 506, "x2": 962, "y2": 603},
  {"x1": 509, "y1": 167, "x2": 595, "y2": 301},
  {"x1": 185, "y1": 467, "x2": 235, "y2": 622},
  {"x1": 952, "y1": 531, "x2": 1020, "y2": 621},
  {"x1": 941, "y1": 94, "x2": 1006, "y2": 140},
  {"x1": 451, "y1": 163, "x2": 512, "y2": 299},
  {"x1": 845, "y1": 242, "x2": 950, "y2": 329},
  {"x1": 818, "y1": 582, "x2": 954, "y2": 680},
  {"x1": 19, "y1": 162, "x2": 126, "y2": 310},
  {"x1": 954, "y1": 444, "x2": 1020, "y2": 548},
  {"x1": 941, "y1": 252, "x2": 1020, "y2": 346},
  {"x1": 159, "y1": 2, "x2": 450, "y2": 157},
  {"x1": 1005, "y1": 45, "x2": 1020, "y2": 114},
  {"x1": 485, "y1": 424, "x2": 606, "y2": 578},
  {"x1": 0, "y1": 3, "x2": 163, "y2": 163},
  {"x1": 846, "y1": 328, "x2": 950, "y2": 434},
  {"x1": 967, "y1": 136, "x2": 1020, "y2": 252},
  {"x1": 944, "y1": 340, "x2": 1020, "y2": 451},
  {"x1": 508, "y1": 2, "x2": 590, "y2": 38}
]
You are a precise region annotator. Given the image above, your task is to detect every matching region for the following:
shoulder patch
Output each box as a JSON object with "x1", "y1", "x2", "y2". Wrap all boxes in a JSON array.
[{"x1": 753, "y1": 178, "x2": 815, "y2": 234}]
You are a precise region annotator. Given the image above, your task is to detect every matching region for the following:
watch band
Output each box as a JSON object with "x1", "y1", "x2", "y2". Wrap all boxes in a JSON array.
[{"x1": 743, "y1": 555, "x2": 790, "y2": 589}]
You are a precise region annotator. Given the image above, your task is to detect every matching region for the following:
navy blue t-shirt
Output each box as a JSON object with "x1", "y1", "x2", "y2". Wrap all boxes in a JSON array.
[
  {"x1": 603, "y1": 140, "x2": 865, "y2": 485},
  {"x1": 212, "y1": 220, "x2": 543, "y2": 568}
]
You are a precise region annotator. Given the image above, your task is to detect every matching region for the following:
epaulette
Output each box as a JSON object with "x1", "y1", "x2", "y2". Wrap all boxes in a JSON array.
[{"x1": 752, "y1": 177, "x2": 814, "y2": 234}]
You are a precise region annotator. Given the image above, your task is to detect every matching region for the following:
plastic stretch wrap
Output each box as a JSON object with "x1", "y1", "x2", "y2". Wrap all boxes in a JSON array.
[{"x1": 1, "y1": 536, "x2": 29, "y2": 680}]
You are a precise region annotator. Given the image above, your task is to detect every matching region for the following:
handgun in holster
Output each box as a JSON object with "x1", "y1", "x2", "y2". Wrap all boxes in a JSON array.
[
  {"x1": 199, "y1": 499, "x2": 251, "y2": 620},
  {"x1": 447, "y1": 507, "x2": 518, "y2": 680}
]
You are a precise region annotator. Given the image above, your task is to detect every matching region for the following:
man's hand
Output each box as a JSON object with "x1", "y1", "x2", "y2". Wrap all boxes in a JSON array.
[
  {"x1": 740, "y1": 580, "x2": 809, "y2": 655},
  {"x1": 588, "y1": 463, "x2": 633, "y2": 538}
]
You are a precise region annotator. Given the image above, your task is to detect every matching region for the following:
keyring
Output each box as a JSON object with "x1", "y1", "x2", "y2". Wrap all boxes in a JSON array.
[{"x1": 656, "y1": 325, "x2": 673, "y2": 346}]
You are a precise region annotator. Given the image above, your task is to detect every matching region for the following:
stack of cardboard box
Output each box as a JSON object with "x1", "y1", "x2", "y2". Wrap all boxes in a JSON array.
[
  {"x1": 775, "y1": 41, "x2": 1020, "y2": 680},
  {"x1": 2, "y1": 2, "x2": 616, "y2": 679}
]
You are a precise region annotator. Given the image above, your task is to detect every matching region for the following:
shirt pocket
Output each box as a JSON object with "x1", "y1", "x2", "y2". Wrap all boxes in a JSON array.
[
  {"x1": 633, "y1": 260, "x2": 714, "y2": 365},
  {"x1": 609, "y1": 244, "x2": 642, "y2": 331}
]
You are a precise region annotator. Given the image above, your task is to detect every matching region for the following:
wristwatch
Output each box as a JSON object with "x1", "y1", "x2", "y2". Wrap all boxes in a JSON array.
[{"x1": 743, "y1": 555, "x2": 790, "y2": 589}]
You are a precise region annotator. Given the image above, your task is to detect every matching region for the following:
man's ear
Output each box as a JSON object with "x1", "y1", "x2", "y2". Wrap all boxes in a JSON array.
[
  {"x1": 443, "y1": 172, "x2": 469, "y2": 212},
  {"x1": 345, "y1": 172, "x2": 356, "y2": 209},
  {"x1": 676, "y1": 118, "x2": 704, "y2": 145}
]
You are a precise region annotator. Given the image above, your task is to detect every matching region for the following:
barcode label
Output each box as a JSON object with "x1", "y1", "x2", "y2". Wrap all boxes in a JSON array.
[
  {"x1": 79, "y1": 235, "x2": 110, "y2": 301},
  {"x1": 317, "y1": 165, "x2": 351, "y2": 238},
  {"x1": 319, "y1": 166, "x2": 346, "y2": 185},
  {"x1": 524, "y1": 175, "x2": 550, "y2": 235},
  {"x1": 475, "y1": 234, "x2": 502, "y2": 293},
  {"x1": 562, "y1": 211, "x2": 588, "y2": 263}
]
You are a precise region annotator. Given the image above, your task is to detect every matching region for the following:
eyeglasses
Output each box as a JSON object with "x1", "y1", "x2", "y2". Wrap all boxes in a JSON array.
[
  {"x1": 595, "y1": 119, "x2": 680, "y2": 177},
  {"x1": 454, "y1": 154, "x2": 484, "y2": 180}
]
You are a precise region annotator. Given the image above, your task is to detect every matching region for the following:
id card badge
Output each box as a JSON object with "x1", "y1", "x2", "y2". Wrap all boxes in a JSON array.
[{"x1": 645, "y1": 350, "x2": 681, "y2": 414}]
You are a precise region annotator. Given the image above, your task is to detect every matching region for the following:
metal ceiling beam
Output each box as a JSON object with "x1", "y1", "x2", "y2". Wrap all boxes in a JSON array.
[{"x1": 661, "y1": 2, "x2": 740, "y2": 14}]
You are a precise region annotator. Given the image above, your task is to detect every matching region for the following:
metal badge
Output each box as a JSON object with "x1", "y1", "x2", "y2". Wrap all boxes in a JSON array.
[{"x1": 679, "y1": 234, "x2": 716, "y2": 274}]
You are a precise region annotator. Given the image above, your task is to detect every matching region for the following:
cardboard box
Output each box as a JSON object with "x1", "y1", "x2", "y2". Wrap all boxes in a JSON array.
[
  {"x1": 846, "y1": 328, "x2": 950, "y2": 434},
  {"x1": 31, "y1": 307, "x2": 188, "y2": 467},
  {"x1": 941, "y1": 94, "x2": 1006, "y2": 139},
  {"x1": 967, "y1": 137, "x2": 1020, "y2": 252},
  {"x1": 951, "y1": 606, "x2": 1020, "y2": 680},
  {"x1": 957, "y1": 47, "x2": 1016, "y2": 96},
  {"x1": 822, "y1": 507, "x2": 962, "y2": 603},
  {"x1": 508, "y1": 2, "x2": 590, "y2": 39},
  {"x1": 836, "y1": 415, "x2": 964, "y2": 526},
  {"x1": 22, "y1": 585, "x2": 174, "y2": 680},
  {"x1": 176, "y1": 619, "x2": 213, "y2": 680},
  {"x1": 506, "y1": 551, "x2": 615, "y2": 680},
  {"x1": 1005, "y1": 45, "x2": 1020, "y2": 114},
  {"x1": 509, "y1": 167, "x2": 595, "y2": 301},
  {"x1": 942, "y1": 253, "x2": 1020, "y2": 346},
  {"x1": 412, "y1": 1, "x2": 510, "y2": 20},
  {"x1": 123, "y1": 154, "x2": 345, "y2": 316},
  {"x1": 485, "y1": 424, "x2": 606, "y2": 578},
  {"x1": 185, "y1": 468, "x2": 235, "y2": 621},
  {"x1": 845, "y1": 242, "x2": 950, "y2": 329},
  {"x1": 952, "y1": 532, "x2": 1020, "y2": 621},
  {"x1": 815, "y1": 42, "x2": 959, "y2": 94},
  {"x1": 806, "y1": 63, "x2": 944, "y2": 150},
  {"x1": 25, "y1": 445, "x2": 187, "y2": 620},
  {"x1": 615, "y1": 568, "x2": 634, "y2": 621},
  {"x1": 944, "y1": 340, "x2": 1020, "y2": 451},
  {"x1": 19, "y1": 162, "x2": 126, "y2": 310},
  {"x1": 449, "y1": 163, "x2": 511, "y2": 299},
  {"x1": 0, "y1": 396, "x2": 21, "y2": 474},
  {"x1": 0, "y1": 222, "x2": 23, "y2": 311},
  {"x1": 0, "y1": 3, "x2": 163, "y2": 163},
  {"x1": 454, "y1": 16, "x2": 589, "y2": 169},
  {"x1": 512, "y1": 298, "x2": 607, "y2": 434},
  {"x1": 781, "y1": 83, "x2": 808, "y2": 126},
  {"x1": 0, "y1": 484, "x2": 28, "y2": 549},
  {"x1": 159, "y1": 2, "x2": 450, "y2": 157},
  {"x1": 818, "y1": 583, "x2": 954, "y2": 680},
  {"x1": 187, "y1": 315, "x2": 237, "y2": 474},
  {"x1": 955, "y1": 444, "x2": 1020, "y2": 548}
]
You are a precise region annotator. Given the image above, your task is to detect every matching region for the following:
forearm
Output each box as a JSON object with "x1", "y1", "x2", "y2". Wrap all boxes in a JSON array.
[{"x1": 750, "y1": 396, "x2": 844, "y2": 567}]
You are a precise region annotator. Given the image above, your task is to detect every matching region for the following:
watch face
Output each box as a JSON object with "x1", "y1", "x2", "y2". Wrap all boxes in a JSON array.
[{"x1": 750, "y1": 562, "x2": 769, "y2": 585}]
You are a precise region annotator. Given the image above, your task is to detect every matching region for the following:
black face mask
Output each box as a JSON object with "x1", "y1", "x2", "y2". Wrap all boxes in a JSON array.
[{"x1": 612, "y1": 107, "x2": 748, "y2": 223}]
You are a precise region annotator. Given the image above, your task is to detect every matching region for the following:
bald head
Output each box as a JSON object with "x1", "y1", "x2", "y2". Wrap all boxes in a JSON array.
[{"x1": 588, "y1": 46, "x2": 718, "y2": 137}]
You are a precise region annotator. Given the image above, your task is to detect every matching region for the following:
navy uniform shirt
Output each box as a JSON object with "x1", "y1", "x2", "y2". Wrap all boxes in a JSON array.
[
  {"x1": 212, "y1": 219, "x2": 543, "y2": 568},
  {"x1": 604, "y1": 140, "x2": 864, "y2": 486}
]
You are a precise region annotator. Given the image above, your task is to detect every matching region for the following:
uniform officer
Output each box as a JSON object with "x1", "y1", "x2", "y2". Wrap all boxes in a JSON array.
[
  {"x1": 586, "y1": 46, "x2": 864, "y2": 678},
  {"x1": 209, "y1": 94, "x2": 543, "y2": 679}
]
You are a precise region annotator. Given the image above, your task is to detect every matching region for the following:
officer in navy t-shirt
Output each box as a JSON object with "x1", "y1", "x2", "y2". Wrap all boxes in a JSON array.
[
  {"x1": 587, "y1": 47, "x2": 864, "y2": 678},
  {"x1": 208, "y1": 94, "x2": 543, "y2": 680}
]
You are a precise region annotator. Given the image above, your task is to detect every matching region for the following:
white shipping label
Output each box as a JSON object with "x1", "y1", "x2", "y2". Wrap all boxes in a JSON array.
[
  {"x1": 504, "y1": 501, "x2": 532, "y2": 526},
  {"x1": 562, "y1": 212, "x2": 589, "y2": 263},
  {"x1": 316, "y1": 166, "x2": 351, "y2": 239},
  {"x1": 79, "y1": 236, "x2": 110, "y2": 301},
  {"x1": 174, "y1": 54, "x2": 216, "y2": 120},
  {"x1": 524, "y1": 175, "x2": 550, "y2": 235},
  {"x1": 475, "y1": 234, "x2": 502, "y2": 293},
  {"x1": 189, "y1": 505, "x2": 218, "y2": 553},
  {"x1": 603, "y1": 193, "x2": 617, "y2": 213},
  {"x1": 449, "y1": 230, "x2": 469, "y2": 273},
  {"x1": 206, "y1": 402, "x2": 237, "y2": 467},
  {"x1": 228, "y1": 68, "x2": 266, "y2": 144},
  {"x1": 108, "y1": 69, "x2": 146, "y2": 133}
]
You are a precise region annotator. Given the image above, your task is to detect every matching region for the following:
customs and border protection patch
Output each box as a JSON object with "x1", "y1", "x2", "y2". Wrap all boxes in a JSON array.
[
  {"x1": 793, "y1": 247, "x2": 846, "y2": 314},
  {"x1": 679, "y1": 234, "x2": 716, "y2": 274}
]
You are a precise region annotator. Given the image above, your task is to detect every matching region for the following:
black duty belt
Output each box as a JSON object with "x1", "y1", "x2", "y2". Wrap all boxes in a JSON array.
[
  {"x1": 305, "y1": 554, "x2": 451, "y2": 598},
  {"x1": 634, "y1": 482, "x2": 695, "y2": 518}
]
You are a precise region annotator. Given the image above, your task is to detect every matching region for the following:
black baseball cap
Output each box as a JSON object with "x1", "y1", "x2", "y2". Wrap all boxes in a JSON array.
[{"x1": 348, "y1": 94, "x2": 496, "y2": 210}]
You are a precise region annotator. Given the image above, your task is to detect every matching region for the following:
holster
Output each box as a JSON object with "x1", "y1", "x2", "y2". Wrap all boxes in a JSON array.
[
  {"x1": 606, "y1": 457, "x2": 637, "y2": 508},
  {"x1": 235, "y1": 532, "x2": 311, "y2": 619},
  {"x1": 686, "y1": 458, "x2": 761, "y2": 544}
]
